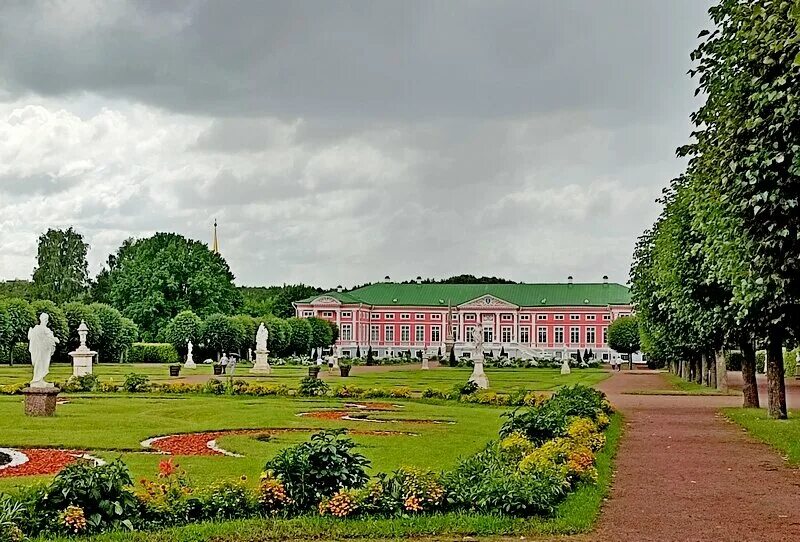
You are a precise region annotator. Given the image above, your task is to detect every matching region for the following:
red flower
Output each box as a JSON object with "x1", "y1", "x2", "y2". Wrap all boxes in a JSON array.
[{"x1": 158, "y1": 458, "x2": 177, "y2": 477}]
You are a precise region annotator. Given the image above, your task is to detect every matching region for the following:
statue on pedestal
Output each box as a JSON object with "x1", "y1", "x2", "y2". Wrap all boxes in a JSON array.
[
  {"x1": 184, "y1": 341, "x2": 197, "y2": 369},
  {"x1": 469, "y1": 322, "x2": 489, "y2": 389},
  {"x1": 29, "y1": 313, "x2": 58, "y2": 388},
  {"x1": 251, "y1": 323, "x2": 271, "y2": 374},
  {"x1": 70, "y1": 320, "x2": 97, "y2": 377}
]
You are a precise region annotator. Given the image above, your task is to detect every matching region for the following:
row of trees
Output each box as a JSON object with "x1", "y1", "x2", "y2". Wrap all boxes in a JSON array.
[
  {"x1": 631, "y1": 1, "x2": 800, "y2": 418},
  {"x1": 162, "y1": 310, "x2": 337, "y2": 359},
  {"x1": 0, "y1": 298, "x2": 138, "y2": 364}
]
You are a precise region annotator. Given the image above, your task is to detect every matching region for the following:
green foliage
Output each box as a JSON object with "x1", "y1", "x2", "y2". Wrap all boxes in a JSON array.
[
  {"x1": 297, "y1": 376, "x2": 329, "y2": 397},
  {"x1": 163, "y1": 311, "x2": 203, "y2": 355},
  {"x1": 0, "y1": 298, "x2": 36, "y2": 364},
  {"x1": 201, "y1": 480, "x2": 257, "y2": 520},
  {"x1": 264, "y1": 430, "x2": 371, "y2": 512},
  {"x1": 0, "y1": 280, "x2": 35, "y2": 301},
  {"x1": 63, "y1": 373, "x2": 100, "y2": 393},
  {"x1": 230, "y1": 314, "x2": 257, "y2": 353},
  {"x1": 122, "y1": 373, "x2": 151, "y2": 393},
  {"x1": 89, "y1": 303, "x2": 127, "y2": 362},
  {"x1": 97, "y1": 233, "x2": 242, "y2": 339},
  {"x1": 31, "y1": 227, "x2": 90, "y2": 304},
  {"x1": 286, "y1": 317, "x2": 312, "y2": 355},
  {"x1": 128, "y1": 343, "x2": 179, "y2": 364},
  {"x1": 62, "y1": 302, "x2": 103, "y2": 353},
  {"x1": 201, "y1": 314, "x2": 240, "y2": 355},
  {"x1": 307, "y1": 317, "x2": 334, "y2": 349},
  {"x1": 606, "y1": 315, "x2": 639, "y2": 355},
  {"x1": 29, "y1": 300, "x2": 68, "y2": 356},
  {"x1": 31, "y1": 459, "x2": 138, "y2": 534},
  {"x1": 0, "y1": 494, "x2": 25, "y2": 542},
  {"x1": 726, "y1": 351, "x2": 744, "y2": 371}
]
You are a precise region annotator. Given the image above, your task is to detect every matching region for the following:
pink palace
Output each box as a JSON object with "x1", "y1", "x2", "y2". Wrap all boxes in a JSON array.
[{"x1": 294, "y1": 277, "x2": 633, "y2": 360}]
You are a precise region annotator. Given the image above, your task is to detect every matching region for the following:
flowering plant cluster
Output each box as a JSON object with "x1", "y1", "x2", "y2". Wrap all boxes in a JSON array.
[
  {"x1": 59, "y1": 505, "x2": 87, "y2": 535},
  {"x1": 257, "y1": 472, "x2": 291, "y2": 514}
]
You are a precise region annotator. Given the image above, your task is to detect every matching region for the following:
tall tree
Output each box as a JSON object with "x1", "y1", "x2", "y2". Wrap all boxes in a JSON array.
[
  {"x1": 99, "y1": 233, "x2": 242, "y2": 339},
  {"x1": 0, "y1": 298, "x2": 36, "y2": 365},
  {"x1": 32, "y1": 228, "x2": 90, "y2": 304},
  {"x1": 607, "y1": 315, "x2": 640, "y2": 370}
]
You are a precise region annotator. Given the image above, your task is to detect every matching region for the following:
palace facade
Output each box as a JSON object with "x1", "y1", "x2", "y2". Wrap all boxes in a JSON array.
[{"x1": 294, "y1": 278, "x2": 633, "y2": 360}]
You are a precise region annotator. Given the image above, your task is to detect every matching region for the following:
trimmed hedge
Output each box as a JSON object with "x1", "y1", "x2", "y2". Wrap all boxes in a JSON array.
[{"x1": 128, "y1": 343, "x2": 179, "y2": 364}]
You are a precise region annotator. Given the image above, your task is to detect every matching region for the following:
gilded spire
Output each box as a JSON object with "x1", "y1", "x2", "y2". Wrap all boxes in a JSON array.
[{"x1": 211, "y1": 219, "x2": 220, "y2": 254}]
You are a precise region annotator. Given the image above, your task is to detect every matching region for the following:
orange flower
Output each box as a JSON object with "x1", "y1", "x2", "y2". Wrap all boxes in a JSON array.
[{"x1": 158, "y1": 458, "x2": 177, "y2": 477}]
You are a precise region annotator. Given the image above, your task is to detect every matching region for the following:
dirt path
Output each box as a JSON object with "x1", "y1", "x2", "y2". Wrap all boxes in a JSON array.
[{"x1": 587, "y1": 371, "x2": 800, "y2": 541}]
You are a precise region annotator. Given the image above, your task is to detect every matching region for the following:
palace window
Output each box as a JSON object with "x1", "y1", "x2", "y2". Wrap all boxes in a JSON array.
[
  {"x1": 415, "y1": 313, "x2": 425, "y2": 320},
  {"x1": 570, "y1": 327, "x2": 580, "y2": 344},
  {"x1": 401, "y1": 313, "x2": 410, "y2": 320},
  {"x1": 484, "y1": 326, "x2": 494, "y2": 343},
  {"x1": 538, "y1": 327, "x2": 547, "y2": 343},
  {"x1": 341, "y1": 311, "x2": 352, "y2": 318},
  {"x1": 341, "y1": 324, "x2": 352, "y2": 341},
  {"x1": 603, "y1": 314, "x2": 611, "y2": 321},
  {"x1": 431, "y1": 326, "x2": 441, "y2": 343},
  {"x1": 385, "y1": 314, "x2": 395, "y2": 320},
  {"x1": 415, "y1": 325, "x2": 424, "y2": 342},
  {"x1": 570, "y1": 314, "x2": 580, "y2": 321},
  {"x1": 384, "y1": 326, "x2": 394, "y2": 342},
  {"x1": 520, "y1": 327, "x2": 530, "y2": 343},
  {"x1": 602, "y1": 327, "x2": 608, "y2": 344},
  {"x1": 370, "y1": 325, "x2": 380, "y2": 342},
  {"x1": 586, "y1": 314, "x2": 596, "y2": 321},
  {"x1": 303, "y1": 311, "x2": 313, "y2": 317},
  {"x1": 465, "y1": 314, "x2": 476, "y2": 321},
  {"x1": 537, "y1": 314, "x2": 547, "y2": 320},
  {"x1": 432, "y1": 314, "x2": 442, "y2": 320},
  {"x1": 554, "y1": 327, "x2": 564, "y2": 344},
  {"x1": 401, "y1": 325, "x2": 411, "y2": 342},
  {"x1": 452, "y1": 326, "x2": 459, "y2": 341},
  {"x1": 554, "y1": 314, "x2": 564, "y2": 320},
  {"x1": 586, "y1": 327, "x2": 596, "y2": 343},
  {"x1": 371, "y1": 313, "x2": 380, "y2": 319},
  {"x1": 501, "y1": 314, "x2": 513, "y2": 321},
  {"x1": 501, "y1": 327, "x2": 512, "y2": 343},
  {"x1": 520, "y1": 314, "x2": 530, "y2": 321},
  {"x1": 466, "y1": 326, "x2": 475, "y2": 342}
]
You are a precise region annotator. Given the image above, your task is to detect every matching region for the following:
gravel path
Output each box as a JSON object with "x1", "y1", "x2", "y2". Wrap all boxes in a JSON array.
[{"x1": 587, "y1": 371, "x2": 800, "y2": 542}]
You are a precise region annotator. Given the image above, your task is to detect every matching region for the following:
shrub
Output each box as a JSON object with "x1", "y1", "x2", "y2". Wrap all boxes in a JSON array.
[
  {"x1": 0, "y1": 495, "x2": 25, "y2": 542},
  {"x1": 264, "y1": 430, "x2": 370, "y2": 512},
  {"x1": 0, "y1": 383, "x2": 27, "y2": 395},
  {"x1": 318, "y1": 489, "x2": 359, "y2": 518},
  {"x1": 128, "y1": 343, "x2": 179, "y2": 364},
  {"x1": 298, "y1": 377, "x2": 329, "y2": 397},
  {"x1": 98, "y1": 381, "x2": 120, "y2": 393},
  {"x1": 136, "y1": 459, "x2": 199, "y2": 530},
  {"x1": 374, "y1": 467, "x2": 444, "y2": 515},
  {"x1": 756, "y1": 350, "x2": 766, "y2": 373},
  {"x1": 257, "y1": 473, "x2": 291, "y2": 515},
  {"x1": 333, "y1": 385, "x2": 365, "y2": 398},
  {"x1": 457, "y1": 380, "x2": 479, "y2": 396},
  {"x1": 421, "y1": 388, "x2": 448, "y2": 400},
  {"x1": 10, "y1": 343, "x2": 30, "y2": 365},
  {"x1": 122, "y1": 373, "x2": 150, "y2": 393},
  {"x1": 202, "y1": 379, "x2": 226, "y2": 395},
  {"x1": 726, "y1": 351, "x2": 744, "y2": 371},
  {"x1": 246, "y1": 383, "x2": 290, "y2": 397},
  {"x1": 201, "y1": 478, "x2": 257, "y2": 520},
  {"x1": 62, "y1": 373, "x2": 99, "y2": 393},
  {"x1": 388, "y1": 386, "x2": 412, "y2": 398},
  {"x1": 565, "y1": 417, "x2": 605, "y2": 451},
  {"x1": 499, "y1": 432, "x2": 536, "y2": 462},
  {"x1": 31, "y1": 459, "x2": 138, "y2": 534}
]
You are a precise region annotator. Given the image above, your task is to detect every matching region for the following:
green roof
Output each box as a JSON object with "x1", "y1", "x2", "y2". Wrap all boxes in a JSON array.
[{"x1": 298, "y1": 282, "x2": 630, "y2": 308}]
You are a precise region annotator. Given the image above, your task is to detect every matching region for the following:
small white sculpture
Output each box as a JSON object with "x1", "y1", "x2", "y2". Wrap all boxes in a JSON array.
[
  {"x1": 469, "y1": 322, "x2": 489, "y2": 389},
  {"x1": 561, "y1": 358, "x2": 571, "y2": 375},
  {"x1": 184, "y1": 340, "x2": 196, "y2": 369},
  {"x1": 28, "y1": 313, "x2": 59, "y2": 388},
  {"x1": 256, "y1": 323, "x2": 269, "y2": 352}
]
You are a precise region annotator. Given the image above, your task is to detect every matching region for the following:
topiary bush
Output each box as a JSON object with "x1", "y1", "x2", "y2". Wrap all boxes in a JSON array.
[
  {"x1": 128, "y1": 343, "x2": 179, "y2": 364},
  {"x1": 264, "y1": 430, "x2": 370, "y2": 512}
]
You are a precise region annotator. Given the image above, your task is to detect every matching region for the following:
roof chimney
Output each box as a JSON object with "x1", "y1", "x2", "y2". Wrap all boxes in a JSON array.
[
  {"x1": 416, "y1": 276, "x2": 422, "y2": 282},
  {"x1": 567, "y1": 275, "x2": 573, "y2": 286},
  {"x1": 603, "y1": 275, "x2": 609, "y2": 285},
  {"x1": 384, "y1": 275, "x2": 391, "y2": 283},
  {"x1": 336, "y1": 285, "x2": 343, "y2": 292}
]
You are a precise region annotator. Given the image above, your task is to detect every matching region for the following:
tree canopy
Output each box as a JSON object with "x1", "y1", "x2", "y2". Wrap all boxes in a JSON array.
[{"x1": 32, "y1": 228, "x2": 90, "y2": 304}]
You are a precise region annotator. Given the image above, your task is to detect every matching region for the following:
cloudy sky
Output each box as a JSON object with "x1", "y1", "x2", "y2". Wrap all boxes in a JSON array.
[{"x1": 0, "y1": 0, "x2": 712, "y2": 288}]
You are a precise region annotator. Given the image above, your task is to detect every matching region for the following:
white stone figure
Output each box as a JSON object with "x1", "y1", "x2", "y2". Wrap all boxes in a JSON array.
[
  {"x1": 28, "y1": 313, "x2": 59, "y2": 387},
  {"x1": 70, "y1": 320, "x2": 97, "y2": 378},
  {"x1": 421, "y1": 354, "x2": 430, "y2": 370},
  {"x1": 184, "y1": 341, "x2": 197, "y2": 369},
  {"x1": 469, "y1": 322, "x2": 489, "y2": 389},
  {"x1": 251, "y1": 323, "x2": 271, "y2": 374},
  {"x1": 256, "y1": 323, "x2": 268, "y2": 351},
  {"x1": 561, "y1": 358, "x2": 572, "y2": 375}
]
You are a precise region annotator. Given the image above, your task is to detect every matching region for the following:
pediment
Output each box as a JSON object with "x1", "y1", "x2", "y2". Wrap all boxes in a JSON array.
[
  {"x1": 310, "y1": 296, "x2": 342, "y2": 306},
  {"x1": 458, "y1": 294, "x2": 518, "y2": 309}
]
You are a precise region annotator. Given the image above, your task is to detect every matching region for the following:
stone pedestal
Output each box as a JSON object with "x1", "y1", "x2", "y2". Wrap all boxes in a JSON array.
[
  {"x1": 250, "y1": 349, "x2": 271, "y2": 374},
  {"x1": 23, "y1": 386, "x2": 60, "y2": 417},
  {"x1": 70, "y1": 350, "x2": 95, "y2": 377},
  {"x1": 469, "y1": 358, "x2": 489, "y2": 389},
  {"x1": 421, "y1": 358, "x2": 430, "y2": 370}
]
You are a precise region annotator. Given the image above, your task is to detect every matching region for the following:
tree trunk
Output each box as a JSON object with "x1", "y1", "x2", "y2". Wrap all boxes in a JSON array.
[
  {"x1": 766, "y1": 331, "x2": 787, "y2": 419},
  {"x1": 714, "y1": 348, "x2": 727, "y2": 393},
  {"x1": 740, "y1": 341, "x2": 759, "y2": 408},
  {"x1": 709, "y1": 350, "x2": 718, "y2": 388},
  {"x1": 700, "y1": 353, "x2": 708, "y2": 385}
]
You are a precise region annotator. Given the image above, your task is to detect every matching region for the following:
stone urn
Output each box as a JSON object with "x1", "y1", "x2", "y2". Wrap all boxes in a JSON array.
[
  {"x1": 213, "y1": 364, "x2": 224, "y2": 376},
  {"x1": 340, "y1": 365, "x2": 351, "y2": 377},
  {"x1": 169, "y1": 365, "x2": 181, "y2": 377},
  {"x1": 308, "y1": 366, "x2": 321, "y2": 379}
]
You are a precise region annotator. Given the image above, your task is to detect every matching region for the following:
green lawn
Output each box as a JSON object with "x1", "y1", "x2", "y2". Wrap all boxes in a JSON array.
[
  {"x1": 723, "y1": 408, "x2": 800, "y2": 464},
  {"x1": 0, "y1": 393, "x2": 508, "y2": 492},
  {"x1": 0, "y1": 363, "x2": 609, "y2": 394},
  {"x1": 628, "y1": 372, "x2": 738, "y2": 396},
  {"x1": 38, "y1": 414, "x2": 624, "y2": 542}
]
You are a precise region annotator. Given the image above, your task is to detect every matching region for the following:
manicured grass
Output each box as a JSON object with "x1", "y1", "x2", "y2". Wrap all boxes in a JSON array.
[
  {"x1": 628, "y1": 372, "x2": 737, "y2": 396},
  {"x1": 37, "y1": 414, "x2": 624, "y2": 541},
  {"x1": 0, "y1": 363, "x2": 609, "y2": 394},
  {"x1": 723, "y1": 408, "x2": 800, "y2": 464},
  {"x1": 0, "y1": 393, "x2": 509, "y2": 492}
]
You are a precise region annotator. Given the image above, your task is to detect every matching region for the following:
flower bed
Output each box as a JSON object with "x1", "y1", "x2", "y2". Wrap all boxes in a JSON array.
[{"x1": 0, "y1": 448, "x2": 102, "y2": 478}]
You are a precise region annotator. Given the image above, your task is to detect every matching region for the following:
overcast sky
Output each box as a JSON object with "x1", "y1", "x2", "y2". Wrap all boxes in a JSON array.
[{"x1": 0, "y1": 0, "x2": 712, "y2": 288}]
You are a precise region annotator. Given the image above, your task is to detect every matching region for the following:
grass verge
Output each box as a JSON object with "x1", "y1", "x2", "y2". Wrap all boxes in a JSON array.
[
  {"x1": 38, "y1": 414, "x2": 623, "y2": 541},
  {"x1": 626, "y1": 373, "x2": 738, "y2": 396},
  {"x1": 723, "y1": 407, "x2": 800, "y2": 465}
]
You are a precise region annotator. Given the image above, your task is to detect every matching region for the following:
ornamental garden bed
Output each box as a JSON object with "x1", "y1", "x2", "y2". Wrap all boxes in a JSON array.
[{"x1": 0, "y1": 385, "x2": 620, "y2": 540}]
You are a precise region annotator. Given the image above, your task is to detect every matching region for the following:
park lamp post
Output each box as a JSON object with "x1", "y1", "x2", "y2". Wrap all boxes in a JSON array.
[{"x1": 629, "y1": 341, "x2": 635, "y2": 370}]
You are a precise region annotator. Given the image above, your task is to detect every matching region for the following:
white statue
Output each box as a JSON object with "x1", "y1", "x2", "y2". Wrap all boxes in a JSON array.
[
  {"x1": 472, "y1": 322, "x2": 484, "y2": 354},
  {"x1": 256, "y1": 323, "x2": 269, "y2": 352},
  {"x1": 28, "y1": 313, "x2": 59, "y2": 388},
  {"x1": 469, "y1": 322, "x2": 489, "y2": 389},
  {"x1": 561, "y1": 357, "x2": 571, "y2": 375},
  {"x1": 184, "y1": 340, "x2": 196, "y2": 369}
]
